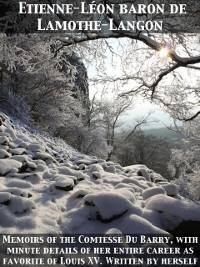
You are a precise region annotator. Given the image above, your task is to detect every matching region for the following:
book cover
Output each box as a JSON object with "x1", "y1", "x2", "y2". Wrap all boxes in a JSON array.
[{"x1": 0, "y1": 0, "x2": 200, "y2": 266}]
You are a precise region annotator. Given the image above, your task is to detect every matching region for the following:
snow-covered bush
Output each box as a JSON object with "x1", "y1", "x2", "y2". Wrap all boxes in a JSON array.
[
  {"x1": 0, "y1": 35, "x2": 104, "y2": 158},
  {"x1": 57, "y1": 124, "x2": 109, "y2": 159},
  {"x1": 0, "y1": 88, "x2": 30, "y2": 124},
  {"x1": 169, "y1": 119, "x2": 200, "y2": 202}
]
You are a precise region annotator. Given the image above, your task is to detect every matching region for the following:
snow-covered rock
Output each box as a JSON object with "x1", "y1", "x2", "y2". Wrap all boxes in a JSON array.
[
  {"x1": 0, "y1": 192, "x2": 11, "y2": 204},
  {"x1": 91, "y1": 171, "x2": 102, "y2": 179},
  {"x1": 55, "y1": 176, "x2": 74, "y2": 191},
  {"x1": 83, "y1": 191, "x2": 141, "y2": 223},
  {"x1": 0, "y1": 136, "x2": 9, "y2": 145},
  {"x1": 120, "y1": 214, "x2": 169, "y2": 234},
  {"x1": 0, "y1": 111, "x2": 199, "y2": 237},
  {"x1": 0, "y1": 149, "x2": 11, "y2": 159},
  {"x1": 8, "y1": 195, "x2": 35, "y2": 214},
  {"x1": 145, "y1": 194, "x2": 200, "y2": 230},
  {"x1": 9, "y1": 147, "x2": 26, "y2": 155},
  {"x1": 142, "y1": 186, "x2": 166, "y2": 200},
  {"x1": 161, "y1": 183, "x2": 178, "y2": 197},
  {"x1": 58, "y1": 166, "x2": 85, "y2": 181},
  {"x1": 0, "y1": 158, "x2": 22, "y2": 175}
]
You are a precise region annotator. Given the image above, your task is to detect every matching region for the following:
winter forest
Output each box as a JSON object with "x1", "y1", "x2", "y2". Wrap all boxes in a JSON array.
[{"x1": 0, "y1": 0, "x2": 200, "y2": 250}]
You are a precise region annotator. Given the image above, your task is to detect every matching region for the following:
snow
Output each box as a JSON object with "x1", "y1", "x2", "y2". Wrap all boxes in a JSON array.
[
  {"x1": 104, "y1": 165, "x2": 116, "y2": 173},
  {"x1": 58, "y1": 166, "x2": 85, "y2": 180},
  {"x1": 137, "y1": 168, "x2": 151, "y2": 181},
  {"x1": 55, "y1": 176, "x2": 74, "y2": 188},
  {"x1": 5, "y1": 179, "x2": 32, "y2": 189},
  {"x1": 8, "y1": 195, "x2": 35, "y2": 214},
  {"x1": 0, "y1": 158, "x2": 22, "y2": 175},
  {"x1": 28, "y1": 143, "x2": 46, "y2": 152},
  {"x1": 142, "y1": 209, "x2": 162, "y2": 228},
  {"x1": 122, "y1": 178, "x2": 149, "y2": 190},
  {"x1": 76, "y1": 158, "x2": 98, "y2": 165},
  {"x1": 105, "y1": 228, "x2": 122, "y2": 234},
  {"x1": 83, "y1": 191, "x2": 141, "y2": 222},
  {"x1": 92, "y1": 171, "x2": 102, "y2": 179},
  {"x1": 0, "y1": 192, "x2": 11, "y2": 204},
  {"x1": 0, "y1": 136, "x2": 9, "y2": 145},
  {"x1": 142, "y1": 186, "x2": 166, "y2": 200},
  {"x1": 119, "y1": 214, "x2": 169, "y2": 234},
  {"x1": 0, "y1": 149, "x2": 11, "y2": 159},
  {"x1": 4, "y1": 187, "x2": 32, "y2": 198},
  {"x1": 145, "y1": 194, "x2": 200, "y2": 230},
  {"x1": 0, "y1": 111, "x2": 199, "y2": 236},
  {"x1": 88, "y1": 163, "x2": 104, "y2": 173},
  {"x1": 9, "y1": 147, "x2": 26, "y2": 155},
  {"x1": 161, "y1": 183, "x2": 178, "y2": 197},
  {"x1": 115, "y1": 188, "x2": 137, "y2": 202}
]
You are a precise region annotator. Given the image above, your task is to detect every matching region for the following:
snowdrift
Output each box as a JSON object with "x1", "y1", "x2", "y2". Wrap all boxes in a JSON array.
[{"x1": 0, "y1": 112, "x2": 200, "y2": 235}]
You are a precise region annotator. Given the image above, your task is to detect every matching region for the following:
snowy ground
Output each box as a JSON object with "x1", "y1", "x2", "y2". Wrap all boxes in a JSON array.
[{"x1": 0, "y1": 112, "x2": 200, "y2": 235}]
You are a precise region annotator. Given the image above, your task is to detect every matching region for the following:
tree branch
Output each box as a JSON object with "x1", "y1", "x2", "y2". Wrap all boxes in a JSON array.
[
  {"x1": 123, "y1": 113, "x2": 152, "y2": 142},
  {"x1": 60, "y1": 31, "x2": 200, "y2": 66},
  {"x1": 150, "y1": 63, "x2": 181, "y2": 98}
]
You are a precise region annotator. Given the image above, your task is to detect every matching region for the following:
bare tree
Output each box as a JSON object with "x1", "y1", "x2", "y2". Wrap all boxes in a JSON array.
[
  {"x1": 102, "y1": 96, "x2": 133, "y2": 160},
  {"x1": 88, "y1": 94, "x2": 156, "y2": 160},
  {"x1": 1, "y1": 1, "x2": 200, "y2": 122},
  {"x1": 48, "y1": 0, "x2": 200, "y2": 122},
  {"x1": 116, "y1": 129, "x2": 171, "y2": 178}
]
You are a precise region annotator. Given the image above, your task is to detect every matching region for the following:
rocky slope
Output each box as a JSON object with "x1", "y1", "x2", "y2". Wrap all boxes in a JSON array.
[{"x1": 0, "y1": 112, "x2": 200, "y2": 236}]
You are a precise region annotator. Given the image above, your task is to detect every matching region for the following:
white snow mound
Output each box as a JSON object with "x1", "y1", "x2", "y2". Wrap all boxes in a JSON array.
[{"x1": 0, "y1": 111, "x2": 199, "y2": 235}]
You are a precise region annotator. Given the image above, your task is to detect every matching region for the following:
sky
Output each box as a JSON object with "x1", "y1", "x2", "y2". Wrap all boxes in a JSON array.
[
  {"x1": 88, "y1": 80, "x2": 174, "y2": 129},
  {"x1": 122, "y1": 99, "x2": 173, "y2": 129},
  {"x1": 86, "y1": 38, "x2": 175, "y2": 129},
  {"x1": 88, "y1": 74, "x2": 174, "y2": 129}
]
